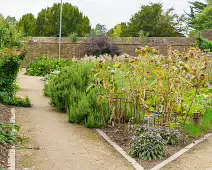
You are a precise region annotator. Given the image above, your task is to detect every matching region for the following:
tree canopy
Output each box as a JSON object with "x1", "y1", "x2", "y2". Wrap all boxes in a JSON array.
[
  {"x1": 188, "y1": 0, "x2": 212, "y2": 31},
  {"x1": 16, "y1": 3, "x2": 91, "y2": 37},
  {"x1": 126, "y1": 3, "x2": 185, "y2": 37},
  {"x1": 17, "y1": 13, "x2": 36, "y2": 36},
  {"x1": 35, "y1": 3, "x2": 91, "y2": 37}
]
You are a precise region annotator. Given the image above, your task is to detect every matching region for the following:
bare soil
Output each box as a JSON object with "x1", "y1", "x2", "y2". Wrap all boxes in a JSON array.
[
  {"x1": 103, "y1": 125, "x2": 189, "y2": 170},
  {"x1": 15, "y1": 69, "x2": 133, "y2": 170},
  {"x1": 0, "y1": 104, "x2": 12, "y2": 169}
]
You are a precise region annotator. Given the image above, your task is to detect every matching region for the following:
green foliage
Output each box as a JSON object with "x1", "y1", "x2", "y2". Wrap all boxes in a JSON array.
[
  {"x1": 196, "y1": 36, "x2": 212, "y2": 51},
  {"x1": 89, "y1": 23, "x2": 107, "y2": 37},
  {"x1": 16, "y1": 13, "x2": 36, "y2": 36},
  {"x1": 130, "y1": 127, "x2": 166, "y2": 160},
  {"x1": 26, "y1": 57, "x2": 72, "y2": 76},
  {"x1": 85, "y1": 37, "x2": 121, "y2": 57},
  {"x1": 157, "y1": 127, "x2": 181, "y2": 145},
  {"x1": 0, "y1": 122, "x2": 22, "y2": 145},
  {"x1": 69, "y1": 32, "x2": 78, "y2": 42},
  {"x1": 44, "y1": 62, "x2": 108, "y2": 128},
  {"x1": 184, "y1": 122, "x2": 202, "y2": 137},
  {"x1": 0, "y1": 16, "x2": 23, "y2": 49},
  {"x1": 35, "y1": 3, "x2": 91, "y2": 37},
  {"x1": 191, "y1": 6, "x2": 212, "y2": 30},
  {"x1": 127, "y1": 3, "x2": 185, "y2": 37},
  {"x1": 0, "y1": 48, "x2": 31, "y2": 107},
  {"x1": 108, "y1": 22, "x2": 128, "y2": 37}
]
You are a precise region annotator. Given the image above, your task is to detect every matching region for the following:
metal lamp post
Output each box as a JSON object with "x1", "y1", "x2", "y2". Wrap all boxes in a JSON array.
[{"x1": 59, "y1": 0, "x2": 63, "y2": 60}]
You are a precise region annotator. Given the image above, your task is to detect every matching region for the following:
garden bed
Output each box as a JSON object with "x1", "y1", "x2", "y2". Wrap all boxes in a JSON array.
[
  {"x1": 0, "y1": 104, "x2": 12, "y2": 169},
  {"x1": 103, "y1": 124, "x2": 191, "y2": 170}
]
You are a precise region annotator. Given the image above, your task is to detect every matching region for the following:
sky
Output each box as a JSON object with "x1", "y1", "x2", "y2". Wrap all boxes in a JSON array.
[{"x1": 0, "y1": 0, "x2": 206, "y2": 29}]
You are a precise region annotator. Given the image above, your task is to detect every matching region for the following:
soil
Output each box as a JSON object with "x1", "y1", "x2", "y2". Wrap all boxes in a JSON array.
[
  {"x1": 15, "y1": 69, "x2": 133, "y2": 170},
  {"x1": 103, "y1": 125, "x2": 189, "y2": 170},
  {"x1": 0, "y1": 104, "x2": 12, "y2": 169}
]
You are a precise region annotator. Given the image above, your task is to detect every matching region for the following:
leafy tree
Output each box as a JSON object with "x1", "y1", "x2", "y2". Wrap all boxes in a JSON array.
[
  {"x1": 16, "y1": 13, "x2": 36, "y2": 36},
  {"x1": 0, "y1": 14, "x2": 23, "y2": 48},
  {"x1": 5, "y1": 16, "x2": 17, "y2": 25},
  {"x1": 109, "y1": 22, "x2": 128, "y2": 37},
  {"x1": 187, "y1": 0, "x2": 212, "y2": 31},
  {"x1": 126, "y1": 3, "x2": 185, "y2": 37},
  {"x1": 35, "y1": 3, "x2": 91, "y2": 37},
  {"x1": 89, "y1": 23, "x2": 107, "y2": 37},
  {"x1": 191, "y1": 5, "x2": 212, "y2": 30}
]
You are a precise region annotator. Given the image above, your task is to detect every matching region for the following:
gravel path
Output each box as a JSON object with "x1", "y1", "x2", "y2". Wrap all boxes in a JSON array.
[
  {"x1": 15, "y1": 69, "x2": 133, "y2": 170},
  {"x1": 161, "y1": 135, "x2": 212, "y2": 170}
]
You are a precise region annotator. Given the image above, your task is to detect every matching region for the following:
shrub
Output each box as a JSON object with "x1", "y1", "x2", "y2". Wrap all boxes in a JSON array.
[
  {"x1": 157, "y1": 127, "x2": 181, "y2": 145},
  {"x1": 44, "y1": 61, "x2": 109, "y2": 127},
  {"x1": 130, "y1": 128, "x2": 166, "y2": 160},
  {"x1": 69, "y1": 32, "x2": 78, "y2": 42},
  {"x1": 84, "y1": 37, "x2": 121, "y2": 57},
  {"x1": 26, "y1": 57, "x2": 72, "y2": 76},
  {"x1": 0, "y1": 48, "x2": 31, "y2": 107},
  {"x1": 196, "y1": 36, "x2": 212, "y2": 52},
  {"x1": 0, "y1": 17, "x2": 23, "y2": 49}
]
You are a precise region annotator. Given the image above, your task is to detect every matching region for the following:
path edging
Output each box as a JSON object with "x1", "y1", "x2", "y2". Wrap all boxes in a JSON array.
[
  {"x1": 7, "y1": 108, "x2": 16, "y2": 170},
  {"x1": 150, "y1": 133, "x2": 212, "y2": 170},
  {"x1": 96, "y1": 129, "x2": 144, "y2": 170}
]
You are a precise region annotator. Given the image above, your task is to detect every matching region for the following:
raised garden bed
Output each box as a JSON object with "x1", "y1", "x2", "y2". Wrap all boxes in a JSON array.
[
  {"x1": 0, "y1": 104, "x2": 12, "y2": 169},
  {"x1": 103, "y1": 124, "x2": 192, "y2": 170}
]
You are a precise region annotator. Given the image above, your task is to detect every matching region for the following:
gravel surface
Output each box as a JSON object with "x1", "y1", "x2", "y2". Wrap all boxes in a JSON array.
[{"x1": 15, "y1": 69, "x2": 133, "y2": 170}]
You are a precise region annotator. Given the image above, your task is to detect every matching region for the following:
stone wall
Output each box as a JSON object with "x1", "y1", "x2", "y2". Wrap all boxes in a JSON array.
[{"x1": 25, "y1": 37, "x2": 197, "y2": 65}]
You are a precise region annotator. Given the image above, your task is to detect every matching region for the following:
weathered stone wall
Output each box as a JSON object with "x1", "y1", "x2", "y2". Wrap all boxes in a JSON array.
[{"x1": 25, "y1": 37, "x2": 197, "y2": 65}]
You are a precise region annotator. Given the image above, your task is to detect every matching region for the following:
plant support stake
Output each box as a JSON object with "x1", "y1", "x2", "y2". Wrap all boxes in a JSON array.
[{"x1": 59, "y1": 0, "x2": 63, "y2": 60}]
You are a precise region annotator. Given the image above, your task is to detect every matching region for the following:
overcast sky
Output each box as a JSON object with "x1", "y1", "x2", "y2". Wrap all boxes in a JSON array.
[{"x1": 0, "y1": 0, "x2": 206, "y2": 29}]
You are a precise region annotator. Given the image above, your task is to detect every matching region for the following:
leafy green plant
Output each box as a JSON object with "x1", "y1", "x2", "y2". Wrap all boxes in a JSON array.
[
  {"x1": 184, "y1": 122, "x2": 202, "y2": 137},
  {"x1": 196, "y1": 36, "x2": 212, "y2": 52},
  {"x1": 69, "y1": 32, "x2": 78, "y2": 42},
  {"x1": 26, "y1": 57, "x2": 72, "y2": 76},
  {"x1": 130, "y1": 128, "x2": 166, "y2": 160},
  {"x1": 158, "y1": 127, "x2": 181, "y2": 145},
  {"x1": 0, "y1": 122, "x2": 23, "y2": 145},
  {"x1": 0, "y1": 48, "x2": 31, "y2": 107}
]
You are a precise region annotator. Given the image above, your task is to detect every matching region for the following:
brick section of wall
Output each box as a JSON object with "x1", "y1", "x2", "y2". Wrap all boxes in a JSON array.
[{"x1": 25, "y1": 37, "x2": 197, "y2": 66}]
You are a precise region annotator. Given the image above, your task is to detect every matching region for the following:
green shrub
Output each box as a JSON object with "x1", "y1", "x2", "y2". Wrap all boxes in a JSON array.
[
  {"x1": 158, "y1": 127, "x2": 181, "y2": 145},
  {"x1": 69, "y1": 32, "x2": 78, "y2": 42},
  {"x1": 0, "y1": 17, "x2": 23, "y2": 49},
  {"x1": 130, "y1": 128, "x2": 166, "y2": 160},
  {"x1": 44, "y1": 61, "x2": 109, "y2": 127},
  {"x1": 26, "y1": 57, "x2": 72, "y2": 76},
  {"x1": 196, "y1": 36, "x2": 212, "y2": 52},
  {"x1": 0, "y1": 49, "x2": 31, "y2": 107}
]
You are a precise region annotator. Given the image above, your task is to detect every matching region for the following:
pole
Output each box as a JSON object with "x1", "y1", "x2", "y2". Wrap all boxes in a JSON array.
[{"x1": 59, "y1": 0, "x2": 63, "y2": 60}]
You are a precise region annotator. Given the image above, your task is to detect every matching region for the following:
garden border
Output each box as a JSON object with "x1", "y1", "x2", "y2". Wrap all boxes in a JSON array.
[
  {"x1": 7, "y1": 108, "x2": 16, "y2": 170},
  {"x1": 97, "y1": 129, "x2": 212, "y2": 170},
  {"x1": 96, "y1": 129, "x2": 144, "y2": 170}
]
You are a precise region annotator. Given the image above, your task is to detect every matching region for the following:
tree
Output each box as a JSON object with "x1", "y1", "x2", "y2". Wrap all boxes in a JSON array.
[
  {"x1": 191, "y1": 5, "x2": 212, "y2": 30},
  {"x1": 126, "y1": 3, "x2": 185, "y2": 37},
  {"x1": 16, "y1": 13, "x2": 36, "y2": 36},
  {"x1": 0, "y1": 14, "x2": 23, "y2": 48},
  {"x1": 5, "y1": 16, "x2": 17, "y2": 25},
  {"x1": 89, "y1": 23, "x2": 107, "y2": 37},
  {"x1": 35, "y1": 3, "x2": 91, "y2": 37},
  {"x1": 109, "y1": 22, "x2": 128, "y2": 37},
  {"x1": 187, "y1": 0, "x2": 212, "y2": 31}
]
